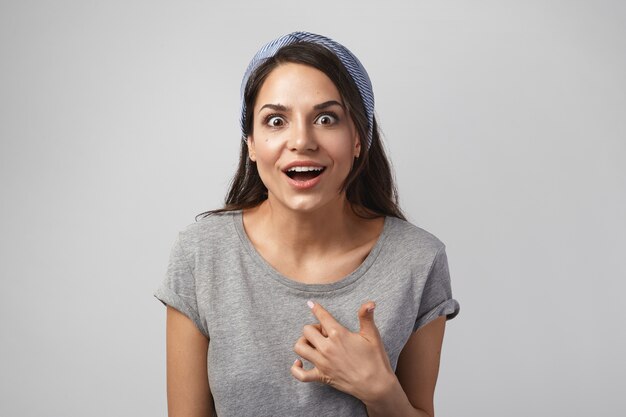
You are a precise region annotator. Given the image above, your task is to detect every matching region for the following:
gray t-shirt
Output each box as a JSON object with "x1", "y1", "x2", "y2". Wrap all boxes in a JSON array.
[{"x1": 154, "y1": 210, "x2": 460, "y2": 417}]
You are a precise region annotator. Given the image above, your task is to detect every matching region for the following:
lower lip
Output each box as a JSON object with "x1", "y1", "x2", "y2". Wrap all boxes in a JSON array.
[{"x1": 284, "y1": 170, "x2": 325, "y2": 190}]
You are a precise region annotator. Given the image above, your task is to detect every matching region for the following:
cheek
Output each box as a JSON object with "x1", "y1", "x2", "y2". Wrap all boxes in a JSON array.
[
  {"x1": 326, "y1": 140, "x2": 355, "y2": 168},
  {"x1": 253, "y1": 140, "x2": 283, "y2": 181},
  {"x1": 255, "y1": 139, "x2": 283, "y2": 162}
]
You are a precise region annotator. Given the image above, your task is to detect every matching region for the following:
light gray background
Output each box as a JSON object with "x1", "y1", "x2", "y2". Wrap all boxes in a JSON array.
[{"x1": 1, "y1": 1, "x2": 624, "y2": 416}]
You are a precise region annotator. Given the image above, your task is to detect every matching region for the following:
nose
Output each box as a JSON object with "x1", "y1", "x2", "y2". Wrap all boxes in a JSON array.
[{"x1": 287, "y1": 117, "x2": 318, "y2": 152}]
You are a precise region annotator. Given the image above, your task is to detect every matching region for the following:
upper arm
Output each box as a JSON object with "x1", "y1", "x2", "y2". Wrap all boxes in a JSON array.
[
  {"x1": 166, "y1": 305, "x2": 214, "y2": 417},
  {"x1": 395, "y1": 315, "x2": 446, "y2": 417}
]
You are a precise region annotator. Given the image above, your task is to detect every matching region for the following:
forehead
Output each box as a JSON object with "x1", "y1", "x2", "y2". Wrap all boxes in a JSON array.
[{"x1": 254, "y1": 63, "x2": 341, "y2": 108}]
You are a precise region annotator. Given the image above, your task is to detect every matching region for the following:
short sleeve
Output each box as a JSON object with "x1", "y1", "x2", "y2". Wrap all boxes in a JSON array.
[
  {"x1": 413, "y1": 246, "x2": 460, "y2": 332},
  {"x1": 153, "y1": 232, "x2": 210, "y2": 338}
]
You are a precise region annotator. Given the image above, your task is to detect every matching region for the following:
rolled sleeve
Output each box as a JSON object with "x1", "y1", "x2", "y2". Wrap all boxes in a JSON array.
[
  {"x1": 413, "y1": 246, "x2": 460, "y2": 332},
  {"x1": 153, "y1": 232, "x2": 209, "y2": 339}
]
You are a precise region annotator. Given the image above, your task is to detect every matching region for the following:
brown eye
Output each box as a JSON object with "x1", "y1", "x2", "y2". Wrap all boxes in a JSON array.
[
  {"x1": 266, "y1": 116, "x2": 285, "y2": 127},
  {"x1": 315, "y1": 113, "x2": 338, "y2": 125}
]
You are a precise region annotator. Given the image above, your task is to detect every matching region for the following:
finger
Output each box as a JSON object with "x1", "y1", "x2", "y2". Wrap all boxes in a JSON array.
[
  {"x1": 312, "y1": 323, "x2": 328, "y2": 337},
  {"x1": 294, "y1": 335, "x2": 324, "y2": 365},
  {"x1": 307, "y1": 300, "x2": 342, "y2": 334},
  {"x1": 302, "y1": 324, "x2": 327, "y2": 348},
  {"x1": 357, "y1": 301, "x2": 381, "y2": 340},
  {"x1": 290, "y1": 360, "x2": 320, "y2": 383}
]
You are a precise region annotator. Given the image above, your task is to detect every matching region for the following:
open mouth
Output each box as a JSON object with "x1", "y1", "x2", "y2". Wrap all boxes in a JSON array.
[{"x1": 284, "y1": 167, "x2": 326, "y2": 182}]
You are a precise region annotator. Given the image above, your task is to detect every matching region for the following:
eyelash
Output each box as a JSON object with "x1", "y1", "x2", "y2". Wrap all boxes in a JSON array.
[
  {"x1": 315, "y1": 112, "x2": 339, "y2": 125},
  {"x1": 263, "y1": 113, "x2": 284, "y2": 127},
  {"x1": 263, "y1": 112, "x2": 340, "y2": 127}
]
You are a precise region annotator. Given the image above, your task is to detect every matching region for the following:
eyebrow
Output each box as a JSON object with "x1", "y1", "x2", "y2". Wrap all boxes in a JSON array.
[
  {"x1": 258, "y1": 100, "x2": 344, "y2": 114},
  {"x1": 314, "y1": 100, "x2": 345, "y2": 110}
]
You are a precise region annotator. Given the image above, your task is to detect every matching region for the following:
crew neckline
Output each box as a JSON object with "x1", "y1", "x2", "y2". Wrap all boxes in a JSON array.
[{"x1": 232, "y1": 209, "x2": 392, "y2": 292}]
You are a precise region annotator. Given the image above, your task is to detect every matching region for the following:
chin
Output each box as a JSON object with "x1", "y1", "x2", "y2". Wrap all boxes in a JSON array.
[
  {"x1": 272, "y1": 194, "x2": 334, "y2": 213},
  {"x1": 286, "y1": 200, "x2": 326, "y2": 213}
]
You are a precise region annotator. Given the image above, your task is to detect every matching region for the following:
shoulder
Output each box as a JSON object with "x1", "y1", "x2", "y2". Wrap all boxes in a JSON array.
[
  {"x1": 176, "y1": 210, "x2": 241, "y2": 253},
  {"x1": 385, "y1": 216, "x2": 446, "y2": 257}
]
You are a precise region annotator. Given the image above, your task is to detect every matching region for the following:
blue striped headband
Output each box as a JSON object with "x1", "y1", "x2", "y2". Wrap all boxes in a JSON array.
[{"x1": 240, "y1": 31, "x2": 375, "y2": 149}]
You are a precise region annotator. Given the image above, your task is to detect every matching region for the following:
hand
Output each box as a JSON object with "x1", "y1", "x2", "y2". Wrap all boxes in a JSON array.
[{"x1": 290, "y1": 301, "x2": 395, "y2": 403}]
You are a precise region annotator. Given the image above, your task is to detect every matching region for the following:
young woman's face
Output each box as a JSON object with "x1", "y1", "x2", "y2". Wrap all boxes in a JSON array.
[{"x1": 247, "y1": 62, "x2": 360, "y2": 213}]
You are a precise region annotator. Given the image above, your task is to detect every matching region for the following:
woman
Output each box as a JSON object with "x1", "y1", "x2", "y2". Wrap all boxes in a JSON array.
[{"x1": 154, "y1": 31, "x2": 460, "y2": 417}]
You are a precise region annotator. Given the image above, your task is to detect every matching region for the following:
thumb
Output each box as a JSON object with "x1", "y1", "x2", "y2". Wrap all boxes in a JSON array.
[
  {"x1": 358, "y1": 301, "x2": 379, "y2": 338},
  {"x1": 291, "y1": 359, "x2": 322, "y2": 383}
]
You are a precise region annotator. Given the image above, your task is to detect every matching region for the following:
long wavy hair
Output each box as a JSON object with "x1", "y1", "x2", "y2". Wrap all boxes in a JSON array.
[{"x1": 195, "y1": 42, "x2": 405, "y2": 221}]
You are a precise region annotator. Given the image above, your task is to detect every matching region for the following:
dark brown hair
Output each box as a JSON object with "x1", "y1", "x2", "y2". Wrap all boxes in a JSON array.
[{"x1": 195, "y1": 42, "x2": 405, "y2": 221}]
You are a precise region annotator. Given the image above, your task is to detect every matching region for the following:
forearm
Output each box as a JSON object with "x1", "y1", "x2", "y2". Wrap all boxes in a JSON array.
[{"x1": 363, "y1": 373, "x2": 431, "y2": 417}]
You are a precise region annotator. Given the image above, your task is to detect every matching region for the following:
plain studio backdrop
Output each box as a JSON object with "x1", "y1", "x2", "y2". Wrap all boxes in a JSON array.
[{"x1": 1, "y1": 1, "x2": 625, "y2": 416}]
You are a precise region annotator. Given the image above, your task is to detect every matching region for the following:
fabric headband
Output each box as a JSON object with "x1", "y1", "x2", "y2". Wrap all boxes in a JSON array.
[{"x1": 239, "y1": 31, "x2": 375, "y2": 150}]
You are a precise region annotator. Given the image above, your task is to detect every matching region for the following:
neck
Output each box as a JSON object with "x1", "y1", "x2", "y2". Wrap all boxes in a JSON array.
[{"x1": 253, "y1": 195, "x2": 359, "y2": 258}]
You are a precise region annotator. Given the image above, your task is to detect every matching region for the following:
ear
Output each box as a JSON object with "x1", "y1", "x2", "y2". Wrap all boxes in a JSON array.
[
  {"x1": 247, "y1": 135, "x2": 256, "y2": 162},
  {"x1": 354, "y1": 133, "x2": 361, "y2": 158}
]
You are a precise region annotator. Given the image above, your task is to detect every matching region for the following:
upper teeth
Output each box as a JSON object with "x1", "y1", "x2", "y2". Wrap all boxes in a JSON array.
[{"x1": 287, "y1": 166, "x2": 324, "y2": 172}]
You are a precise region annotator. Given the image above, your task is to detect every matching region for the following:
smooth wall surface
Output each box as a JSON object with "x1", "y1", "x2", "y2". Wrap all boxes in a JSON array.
[{"x1": 1, "y1": 1, "x2": 625, "y2": 416}]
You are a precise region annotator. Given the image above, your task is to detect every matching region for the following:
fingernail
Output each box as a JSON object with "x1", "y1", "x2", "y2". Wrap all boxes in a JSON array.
[
  {"x1": 367, "y1": 306, "x2": 375, "y2": 313},
  {"x1": 307, "y1": 300, "x2": 314, "y2": 309},
  {"x1": 293, "y1": 359, "x2": 299, "y2": 365}
]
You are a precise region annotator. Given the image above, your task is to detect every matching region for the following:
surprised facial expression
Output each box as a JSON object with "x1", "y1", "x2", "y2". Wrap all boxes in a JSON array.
[{"x1": 247, "y1": 63, "x2": 361, "y2": 213}]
